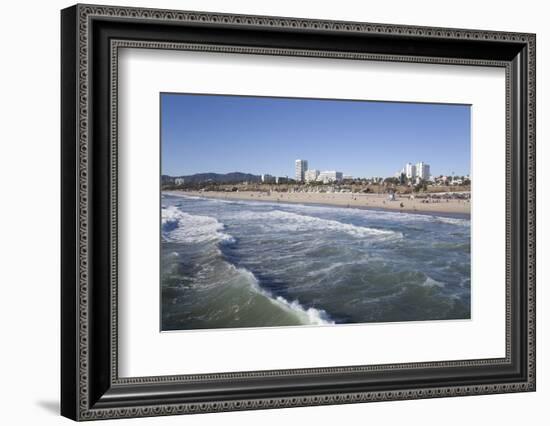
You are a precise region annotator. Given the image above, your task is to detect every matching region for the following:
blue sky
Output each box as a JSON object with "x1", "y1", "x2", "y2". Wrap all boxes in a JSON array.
[{"x1": 161, "y1": 93, "x2": 470, "y2": 178}]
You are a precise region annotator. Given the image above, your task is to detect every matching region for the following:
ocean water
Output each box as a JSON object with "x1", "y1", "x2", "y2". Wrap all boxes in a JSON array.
[{"x1": 161, "y1": 193, "x2": 471, "y2": 331}]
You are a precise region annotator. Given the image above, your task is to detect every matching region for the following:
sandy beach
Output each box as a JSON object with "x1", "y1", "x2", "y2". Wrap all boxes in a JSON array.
[{"x1": 166, "y1": 190, "x2": 470, "y2": 216}]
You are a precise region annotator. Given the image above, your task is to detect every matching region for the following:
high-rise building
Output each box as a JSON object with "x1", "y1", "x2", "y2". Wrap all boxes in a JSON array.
[
  {"x1": 416, "y1": 162, "x2": 430, "y2": 180},
  {"x1": 304, "y1": 169, "x2": 320, "y2": 183},
  {"x1": 261, "y1": 174, "x2": 275, "y2": 183},
  {"x1": 317, "y1": 171, "x2": 343, "y2": 183},
  {"x1": 405, "y1": 162, "x2": 416, "y2": 179},
  {"x1": 295, "y1": 159, "x2": 308, "y2": 182}
]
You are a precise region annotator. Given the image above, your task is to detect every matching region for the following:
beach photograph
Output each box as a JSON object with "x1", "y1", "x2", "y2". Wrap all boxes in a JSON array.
[{"x1": 160, "y1": 93, "x2": 471, "y2": 331}]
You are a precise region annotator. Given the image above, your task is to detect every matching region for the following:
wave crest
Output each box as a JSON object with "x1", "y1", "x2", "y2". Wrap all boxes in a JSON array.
[
  {"x1": 162, "y1": 206, "x2": 235, "y2": 244},
  {"x1": 231, "y1": 265, "x2": 334, "y2": 326},
  {"x1": 422, "y1": 276, "x2": 445, "y2": 288},
  {"x1": 435, "y1": 216, "x2": 470, "y2": 227},
  {"x1": 231, "y1": 210, "x2": 402, "y2": 241}
]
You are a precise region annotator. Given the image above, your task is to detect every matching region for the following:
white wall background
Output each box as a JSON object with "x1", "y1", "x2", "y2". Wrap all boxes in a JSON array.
[{"x1": 0, "y1": 0, "x2": 546, "y2": 424}]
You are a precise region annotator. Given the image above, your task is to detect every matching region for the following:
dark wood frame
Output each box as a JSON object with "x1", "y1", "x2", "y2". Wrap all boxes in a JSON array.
[{"x1": 61, "y1": 3, "x2": 536, "y2": 421}]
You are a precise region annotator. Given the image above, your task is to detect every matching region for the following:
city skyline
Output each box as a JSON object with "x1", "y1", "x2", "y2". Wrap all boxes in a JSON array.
[
  {"x1": 161, "y1": 93, "x2": 471, "y2": 178},
  {"x1": 165, "y1": 158, "x2": 468, "y2": 181}
]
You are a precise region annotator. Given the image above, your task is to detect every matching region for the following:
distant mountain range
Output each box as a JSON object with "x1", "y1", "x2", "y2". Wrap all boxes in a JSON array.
[{"x1": 162, "y1": 172, "x2": 261, "y2": 184}]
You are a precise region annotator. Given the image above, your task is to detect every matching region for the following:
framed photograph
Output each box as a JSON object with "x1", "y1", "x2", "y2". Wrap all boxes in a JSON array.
[{"x1": 61, "y1": 4, "x2": 536, "y2": 421}]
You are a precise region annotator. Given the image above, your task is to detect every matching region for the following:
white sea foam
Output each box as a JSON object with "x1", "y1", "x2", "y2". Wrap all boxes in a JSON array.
[
  {"x1": 435, "y1": 216, "x2": 470, "y2": 227},
  {"x1": 422, "y1": 276, "x2": 445, "y2": 288},
  {"x1": 283, "y1": 204, "x2": 470, "y2": 229},
  {"x1": 231, "y1": 210, "x2": 402, "y2": 241},
  {"x1": 162, "y1": 206, "x2": 235, "y2": 244},
  {"x1": 230, "y1": 265, "x2": 334, "y2": 326}
]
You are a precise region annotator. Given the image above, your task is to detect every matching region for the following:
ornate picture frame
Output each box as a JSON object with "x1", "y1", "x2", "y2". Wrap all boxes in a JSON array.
[{"x1": 61, "y1": 4, "x2": 535, "y2": 421}]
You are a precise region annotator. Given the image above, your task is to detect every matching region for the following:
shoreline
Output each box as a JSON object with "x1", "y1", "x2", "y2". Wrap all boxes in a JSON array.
[{"x1": 164, "y1": 190, "x2": 471, "y2": 218}]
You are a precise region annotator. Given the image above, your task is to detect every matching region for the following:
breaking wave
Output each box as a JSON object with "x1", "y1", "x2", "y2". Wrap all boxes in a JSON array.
[
  {"x1": 230, "y1": 210, "x2": 402, "y2": 241},
  {"x1": 422, "y1": 276, "x2": 445, "y2": 288},
  {"x1": 162, "y1": 206, "x2": 235, "y2": 244},
  {"x1": 435, "y1": 216, "x2": 470, "y2": 227},
  {"x1": 230, "y1": 264, "x2": 334, "y2": 326}
]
